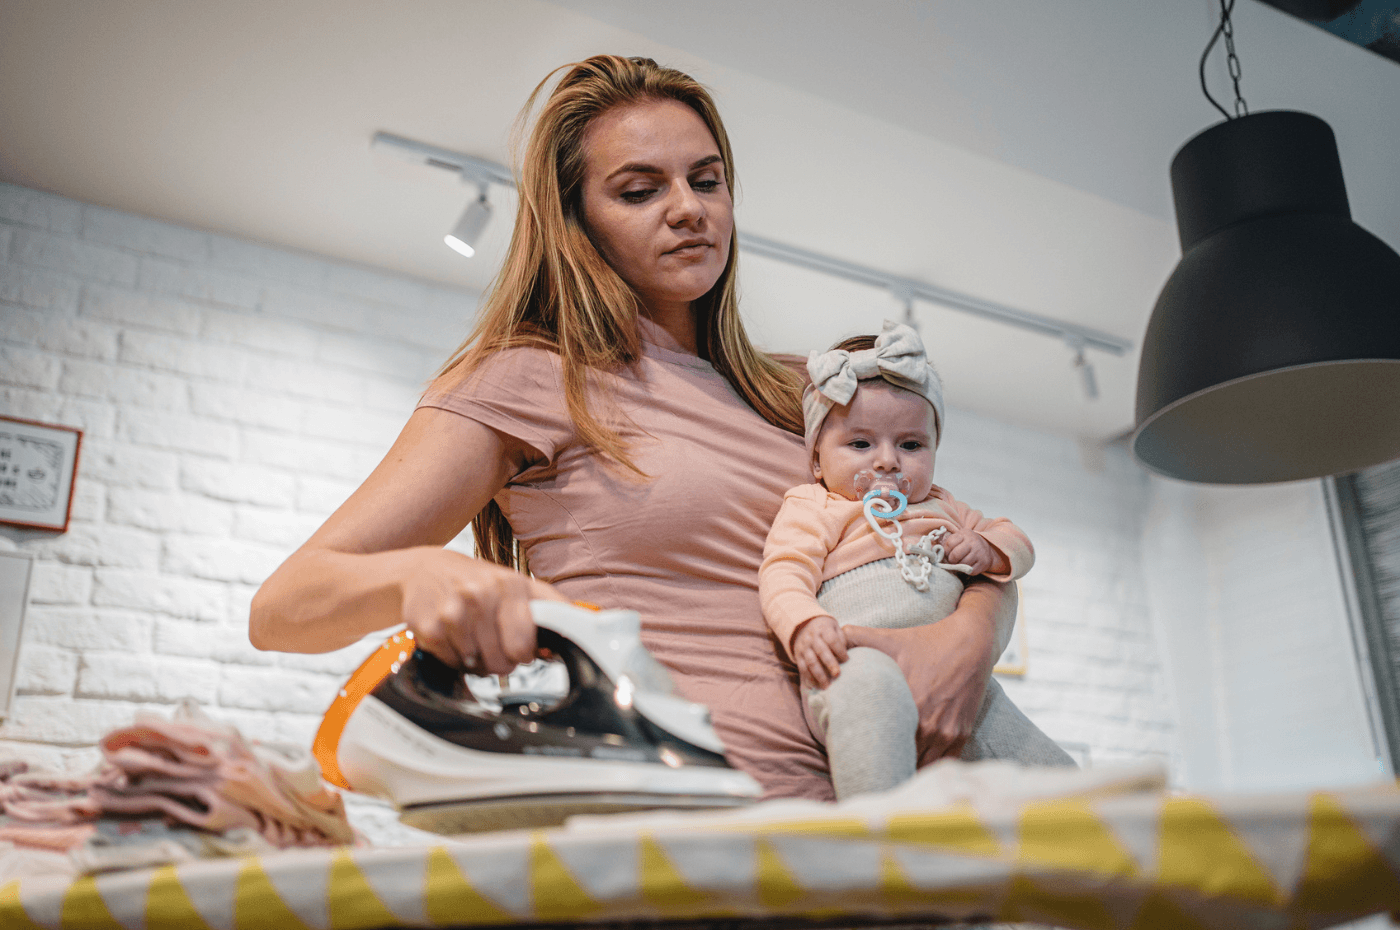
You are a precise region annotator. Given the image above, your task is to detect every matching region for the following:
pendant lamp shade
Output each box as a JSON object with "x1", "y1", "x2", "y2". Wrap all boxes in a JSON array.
[{"x1": 1133, "y1": 111, "x2": 1400, "y2": 484}]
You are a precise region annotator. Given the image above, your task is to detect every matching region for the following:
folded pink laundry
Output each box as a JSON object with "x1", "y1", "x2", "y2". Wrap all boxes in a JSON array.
[
  {"x1": 0, "y1": 819, "x2": 97, "y2": 851},
  {"x1": 104, "y1": 743, "x2": 218, "y2": 780},
  {"x1": 0, "y1": 702, "x2": 354, "y2": 869},
  {"x1": 0, "y1": 766, "x2": 109, "y2": 823}
]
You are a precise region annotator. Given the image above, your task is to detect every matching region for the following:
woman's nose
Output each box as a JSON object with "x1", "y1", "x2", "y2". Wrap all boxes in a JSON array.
[{"x1": 666, "y1": 182, "x2": 704, "y2": 227}]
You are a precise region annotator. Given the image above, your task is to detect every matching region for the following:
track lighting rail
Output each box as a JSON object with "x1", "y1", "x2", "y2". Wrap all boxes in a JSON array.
[
  {"x1": 372, "y1": 131, "x2": 1131, "y2": 358},
  {"x1": 372, "y1": 132, "x2": 516, "y2": 188},
  {"x1": 736, "y1": 232, "x2": 1129, "y2": 356}
]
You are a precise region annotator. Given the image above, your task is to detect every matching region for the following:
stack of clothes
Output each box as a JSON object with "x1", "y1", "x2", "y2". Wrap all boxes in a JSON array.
[{"x1": 0, "y1": 702, "x2": 353, "y2": 877}]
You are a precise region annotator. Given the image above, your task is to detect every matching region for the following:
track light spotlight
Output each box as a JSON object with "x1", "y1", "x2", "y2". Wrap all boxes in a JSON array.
[
  {"x1": 1065, "y1": 336, "x2": 1099, "y2": 401},
  {"x1": 445, "y1": 184, "x2": 492, "y2": 258},
  {"x1": 1073, "y1": 348, "x2": 1099, "y2": 402}
]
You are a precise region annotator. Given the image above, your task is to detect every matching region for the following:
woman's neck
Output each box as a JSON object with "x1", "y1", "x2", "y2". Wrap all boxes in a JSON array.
[{"x1": 641, "y1": 303, "x2": 699, "y2": 356}]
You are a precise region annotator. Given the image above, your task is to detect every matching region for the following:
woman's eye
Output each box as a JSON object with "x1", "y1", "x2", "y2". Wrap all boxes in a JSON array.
[
  {"x1": 692, "y1": 178, "x2": 721, "y2": 192},
  {"x1": 620, "y1": 189, "x2": 655, "y2": 203}
]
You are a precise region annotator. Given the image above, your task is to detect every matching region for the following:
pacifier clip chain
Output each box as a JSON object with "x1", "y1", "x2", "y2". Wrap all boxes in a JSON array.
[{"x1": 862, "y1": 488, "x2": 947, "y2": 592}]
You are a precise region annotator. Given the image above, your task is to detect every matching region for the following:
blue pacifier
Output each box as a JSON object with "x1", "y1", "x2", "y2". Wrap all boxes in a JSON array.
[
  {"x1": 862, "y1": 487, "x2": 908, "y2": 518},
  {"x1": 856, "y1": 470, "x2": 913, "y2": 532},
  {"x1": 854, "y1": 470, "x2": 937, "y2": 589}
]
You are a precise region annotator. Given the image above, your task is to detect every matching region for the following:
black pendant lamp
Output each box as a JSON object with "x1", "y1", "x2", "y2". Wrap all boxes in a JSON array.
[{"x1": 1132, "y1": 3, "x2": 1400, "y2": 485}]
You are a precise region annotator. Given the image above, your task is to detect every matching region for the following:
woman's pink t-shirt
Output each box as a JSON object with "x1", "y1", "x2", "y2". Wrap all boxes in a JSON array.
[{"x1": 417, "y1": 319, "x2": 831, "y2": 800}]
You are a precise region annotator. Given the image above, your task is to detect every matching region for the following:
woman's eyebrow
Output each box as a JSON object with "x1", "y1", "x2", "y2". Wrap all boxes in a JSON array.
[{"x1": 606, "y1": 154, "x2": 722, "y2": 181}]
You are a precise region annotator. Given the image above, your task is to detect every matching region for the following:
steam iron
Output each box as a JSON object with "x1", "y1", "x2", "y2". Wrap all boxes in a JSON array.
[{"x1": 313, "y1": 601, "x2": 761, "y2": 834}]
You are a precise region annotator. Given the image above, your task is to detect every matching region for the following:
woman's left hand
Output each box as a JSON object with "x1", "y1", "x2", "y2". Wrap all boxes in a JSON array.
[{"x1": 841, "y1": 579, "x2": 1006, "y2": 764}]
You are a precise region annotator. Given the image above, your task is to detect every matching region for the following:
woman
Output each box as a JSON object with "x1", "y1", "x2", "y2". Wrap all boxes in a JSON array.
[{"x1": 250, "y1": 55, "x2": 1014, "y2": 800}]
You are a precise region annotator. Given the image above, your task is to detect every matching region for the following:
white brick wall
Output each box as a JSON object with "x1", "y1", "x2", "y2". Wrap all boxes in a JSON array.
[
  {"x1": 0, "y1": 182, "x2": 476, "y2": 767},
  {"x1": 0, "y1": 182, "x2": 1177, "y2": 777},
  {"x1": 936, "y1": 414, "x2": 1176, "y2": 770}
]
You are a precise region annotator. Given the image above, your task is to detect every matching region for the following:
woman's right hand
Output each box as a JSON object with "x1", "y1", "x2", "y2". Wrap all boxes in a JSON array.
[
  {"x1": 841, "y1": 578, "x2": 1013, "y2": 764},
  {"x1": 399, "y1": 546, "x2": 566, "y2": 674}
]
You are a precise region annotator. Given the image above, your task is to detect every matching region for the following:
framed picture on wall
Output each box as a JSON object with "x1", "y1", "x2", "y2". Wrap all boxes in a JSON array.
[
  {"x1": 0, "y1": 416, "x2": 82, "y2": 532},
  {"x1": 993, "y1": 582, "x2": 1029, "y2": 677}
]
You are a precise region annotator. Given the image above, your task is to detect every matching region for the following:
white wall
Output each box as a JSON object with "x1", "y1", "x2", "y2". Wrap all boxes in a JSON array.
[
  {"x1": 0, "y1": 182, "x2": 475, "y2": 770},
  {"x1": 937, "y1": 419, "x2": 1176, "y2": 769},
  {"x1": 0, "y1": 183, "x2": 1179, "y2": 774},
  {"x1": 1142, "y1": 475, "x2": 1385, "y2": 791}
]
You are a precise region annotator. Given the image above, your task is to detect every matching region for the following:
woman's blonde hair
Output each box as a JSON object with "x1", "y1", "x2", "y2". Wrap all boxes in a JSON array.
[{"x1": 432, "y1": 54, "x2": 803, "y2": 569}]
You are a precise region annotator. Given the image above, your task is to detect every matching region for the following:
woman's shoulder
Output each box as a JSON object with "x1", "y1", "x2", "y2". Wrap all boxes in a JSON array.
[
  {"x1": 414, "y1": 343, "x2": 581, "y2": 465},
  {"x1": 423, "y1": 345, "x2": 564, "y2": 404},
  {"x1": 466, "y1": 343, "x2": 564, "y2": 378},
  {"x1": 416, "y1": 345, "x2": 577, "y2": 457}
]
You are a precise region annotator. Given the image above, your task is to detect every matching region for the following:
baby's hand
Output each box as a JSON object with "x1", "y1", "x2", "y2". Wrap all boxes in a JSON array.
[
  {"x1": 941, "y1": 530, "x2": 1009, "y2": 577},
  {"x1": 792, "y1": 615, "x2": 848, "y2": 689}
]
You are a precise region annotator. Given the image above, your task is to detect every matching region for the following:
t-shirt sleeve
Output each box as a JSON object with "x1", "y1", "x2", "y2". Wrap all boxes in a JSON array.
[{"x1": 416, "y1": 348, "x2": 574, "y2": 465}]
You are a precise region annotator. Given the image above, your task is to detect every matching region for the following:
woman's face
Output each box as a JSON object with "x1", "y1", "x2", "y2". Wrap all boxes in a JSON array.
[{"x1": 579, "y1": 98, "x2": 733, "y2": 322}]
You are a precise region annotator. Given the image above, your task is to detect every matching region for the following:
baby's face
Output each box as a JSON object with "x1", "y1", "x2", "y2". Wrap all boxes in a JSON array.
[{"x1": 813, "y1": 381, "x2": 937, "y2": 504}]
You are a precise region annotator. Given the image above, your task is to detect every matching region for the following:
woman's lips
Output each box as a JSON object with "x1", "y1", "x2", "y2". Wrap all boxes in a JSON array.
[{"x1": 666, "y1": 242, "x2": 710, "y2": 256}]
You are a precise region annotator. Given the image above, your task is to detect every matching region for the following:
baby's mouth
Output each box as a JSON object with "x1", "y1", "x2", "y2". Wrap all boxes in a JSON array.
[{"x1": 853, "y1": 470, "x2": 913, "y2": 497}]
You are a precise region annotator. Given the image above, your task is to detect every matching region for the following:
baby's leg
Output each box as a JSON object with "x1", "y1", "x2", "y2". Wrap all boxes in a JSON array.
[
  {"x1": 961, "y1": 677, "x2": 1076, "y2": 767},
  {"x1": 817, "y1": 559, "x2": 1075, "y2": 775},
  {"x1": 804, "y1": 646, "x2": 917, "y2": 799},
  {"x1": 810, "y1": 560, "x2": 958, "y2": 799}
]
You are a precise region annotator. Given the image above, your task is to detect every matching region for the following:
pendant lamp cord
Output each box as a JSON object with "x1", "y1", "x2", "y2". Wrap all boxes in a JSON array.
[{"x1": 1199, "y1": 0, "x2": 1250, "y2": 120}]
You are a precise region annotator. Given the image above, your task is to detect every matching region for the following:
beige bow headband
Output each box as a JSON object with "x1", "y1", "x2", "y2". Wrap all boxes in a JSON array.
[{"x1": 802, "y1": 320, "x2": 945, "y2": 459}]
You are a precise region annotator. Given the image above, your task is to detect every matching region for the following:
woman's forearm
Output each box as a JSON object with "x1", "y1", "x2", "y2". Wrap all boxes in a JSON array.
[
  {"x1": 963, "y1": 577, "x2": 1018, "y2": 663},
  {"x1": 247, "y1": 408, "x2": 538, "y2": 656},
  {"x1": 249, "y1": 546, "x2": 423, "y2": 653}
]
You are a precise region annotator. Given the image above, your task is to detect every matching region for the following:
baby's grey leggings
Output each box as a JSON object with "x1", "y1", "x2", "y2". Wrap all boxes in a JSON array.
[{"x1": 805, "y1": 559, "x2": 1074, "y2": 800}]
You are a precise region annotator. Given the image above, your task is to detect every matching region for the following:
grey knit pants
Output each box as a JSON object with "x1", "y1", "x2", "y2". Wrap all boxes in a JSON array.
[{"x1": 805, "y1": 559, "x2": 1074, "y2": 800}]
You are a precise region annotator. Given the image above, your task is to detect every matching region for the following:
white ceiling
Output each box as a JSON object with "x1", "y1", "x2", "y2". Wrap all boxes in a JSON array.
[{"x1": 1, "y1": 0, "x2": 1397, "y2": 441}]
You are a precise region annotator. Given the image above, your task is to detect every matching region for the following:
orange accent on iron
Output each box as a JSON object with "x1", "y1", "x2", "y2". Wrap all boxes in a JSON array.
[{"x1": 312, "y1": 631, "x2": 414, "y2": 789}]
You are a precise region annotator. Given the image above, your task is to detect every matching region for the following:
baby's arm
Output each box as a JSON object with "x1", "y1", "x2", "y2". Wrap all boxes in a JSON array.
[
  {"x1": 941, "y1": 529, "x2": 1010, "y2": 577},
  {"x1": 934, "y1": 489, "x2": 1034, "y2": 581},
  {"x1": 759, "y1": 487, "x2": 847, "y2": 670},
  {"x1": 791, "y1": 615, "x2": 848, "y2": 688}
]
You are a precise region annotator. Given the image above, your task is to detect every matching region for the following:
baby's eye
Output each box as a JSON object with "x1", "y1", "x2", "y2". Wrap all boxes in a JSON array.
[
  {"x1": 849, "y1": 439, "x2": 870, "y2": 450},
  {"x1": 900, "y1": 441, "x2": 924, "y2": 451},
  {"x1": 620, "y1": 188, "x2": 656, "y2": 203}
]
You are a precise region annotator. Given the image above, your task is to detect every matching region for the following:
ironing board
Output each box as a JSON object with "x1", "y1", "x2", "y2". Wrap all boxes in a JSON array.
[{"x1": 4, "y1": 773, "x2": 1399, "y2": 930}]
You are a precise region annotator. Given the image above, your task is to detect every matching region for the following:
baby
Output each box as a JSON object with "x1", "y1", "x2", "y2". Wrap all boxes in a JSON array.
[{"x1": 760, "y1": 320, "x2": 1073, "y2": 800}]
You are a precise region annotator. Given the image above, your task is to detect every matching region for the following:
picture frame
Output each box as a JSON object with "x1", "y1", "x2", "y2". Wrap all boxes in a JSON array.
[
  {"x1": 0, "y1": 550, "x2": 33, "y2": 722},
  {"x1": 993, "y1": 582, "x2": 1029, "y2": 677},
  {"x1": 0, "y1": 415, "x2": 83, "y2": 532}
]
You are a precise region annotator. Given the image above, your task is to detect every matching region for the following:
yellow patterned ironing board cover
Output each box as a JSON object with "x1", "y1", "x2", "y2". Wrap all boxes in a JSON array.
[{"x1": 3, "y1": 780, "x2": 1399, "y2": 930}]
